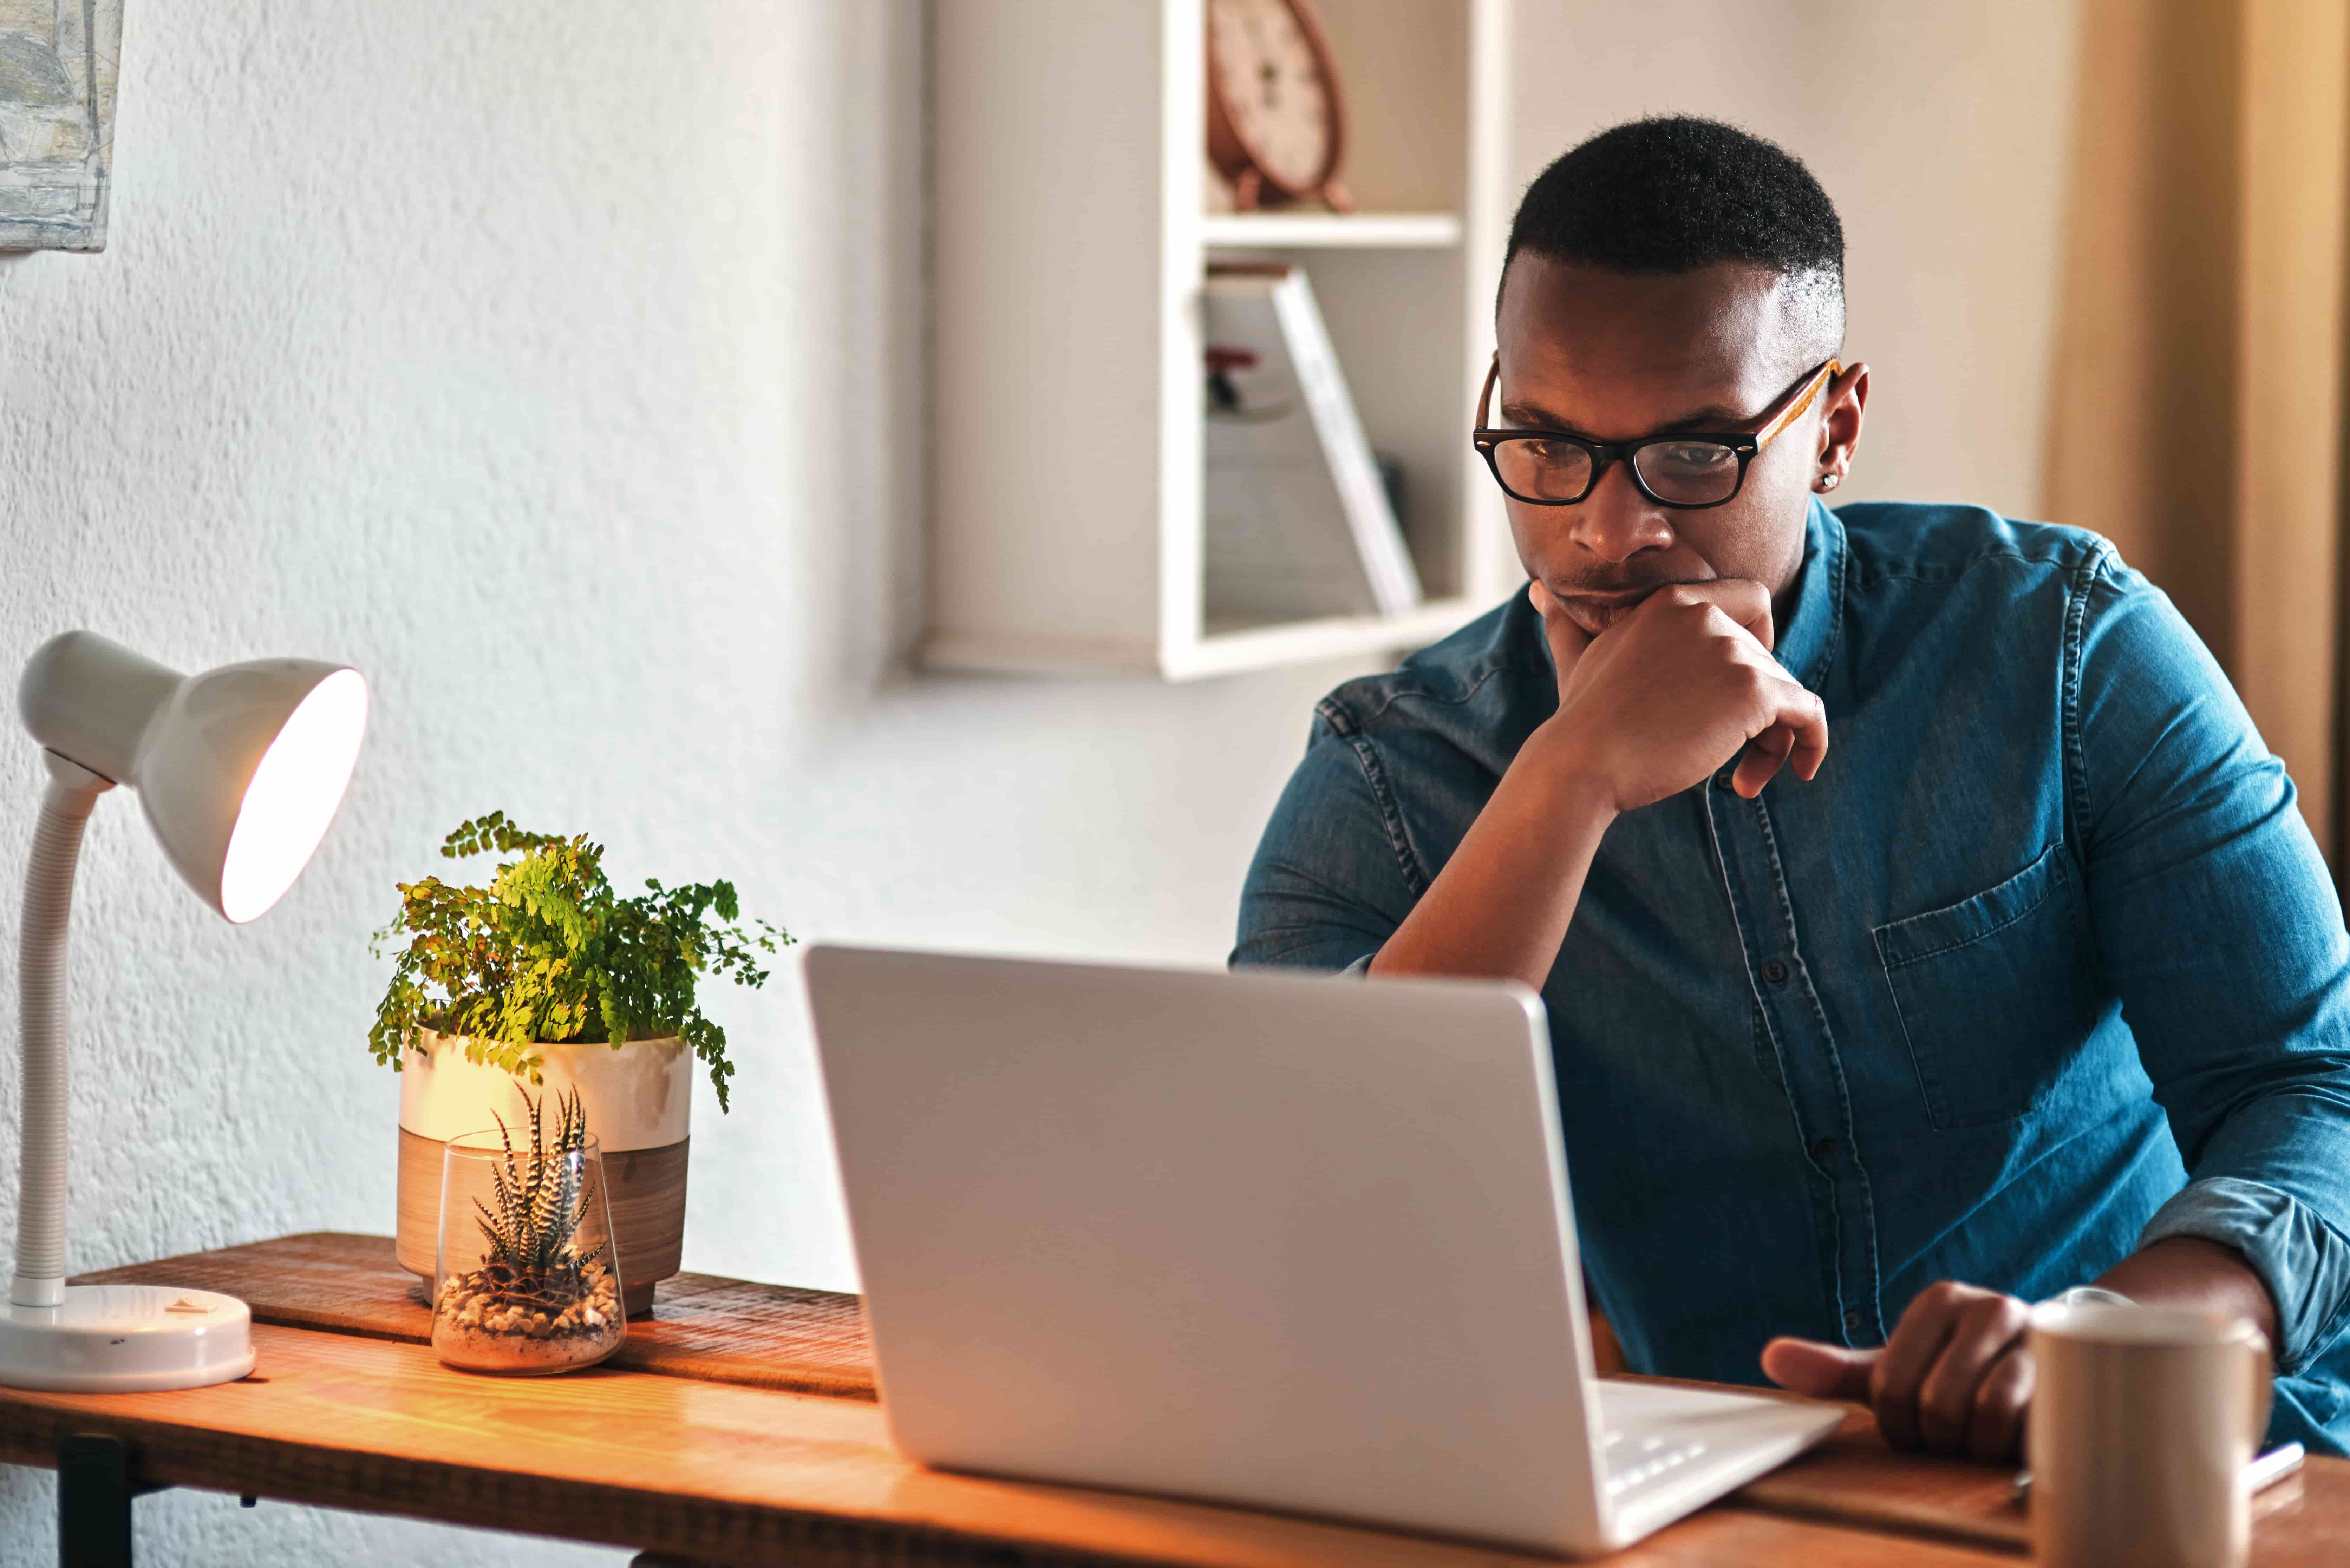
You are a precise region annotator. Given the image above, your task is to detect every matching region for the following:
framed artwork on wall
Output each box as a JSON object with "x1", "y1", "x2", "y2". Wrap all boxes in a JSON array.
[{"x1": 0, "y1": 0, "x2": 118, "y2": 251}]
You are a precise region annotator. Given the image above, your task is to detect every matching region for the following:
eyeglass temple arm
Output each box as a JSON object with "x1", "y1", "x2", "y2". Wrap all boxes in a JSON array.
[{"x1": 1755, "y1": 359, "x2": 1842, "y2": 451}]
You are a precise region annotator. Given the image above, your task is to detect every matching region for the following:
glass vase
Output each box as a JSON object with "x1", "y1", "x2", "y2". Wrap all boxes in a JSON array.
[{"x1": 432, "y1": 1127, "x2": 625, "y2": 1375}]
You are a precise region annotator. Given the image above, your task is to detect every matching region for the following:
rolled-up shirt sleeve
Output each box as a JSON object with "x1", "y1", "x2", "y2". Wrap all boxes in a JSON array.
[
  {"x1": 1232, "y1": 708, "x2": 1420, "y2": 975},
  {"x1": 2077, "y1": 555, "x2": 2350, "y2": 1372},
  {"x1": 2140, "y1": 1178, "x2": 2350, "y2": 1367}
]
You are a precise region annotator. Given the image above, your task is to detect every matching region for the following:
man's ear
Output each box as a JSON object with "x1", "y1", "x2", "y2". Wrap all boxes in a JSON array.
[{"x1": 1815, "y1": 361, "x2": 1868, "y2": 489}]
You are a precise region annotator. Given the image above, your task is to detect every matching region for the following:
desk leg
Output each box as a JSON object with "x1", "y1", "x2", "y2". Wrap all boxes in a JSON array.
[{"x1": 58, "y1": 1434, "x2": 165, "y2": 1568}]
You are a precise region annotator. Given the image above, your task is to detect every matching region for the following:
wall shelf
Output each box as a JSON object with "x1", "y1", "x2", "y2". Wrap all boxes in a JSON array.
[
  {"x1": 926, "y1": 0, "x2": 1516, "y2": 681},
  {"x1": 926, "y1": 597, "x2": 1490, "y2": 681},
  {"x1": 1200, "y1": 211, "x2": 1464, "y2": 249}
]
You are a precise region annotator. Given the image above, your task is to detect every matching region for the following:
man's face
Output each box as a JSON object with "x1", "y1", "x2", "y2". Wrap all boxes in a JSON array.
[{"x1": 1492, "y1": 254, "x2": 1855, "y2": 639}]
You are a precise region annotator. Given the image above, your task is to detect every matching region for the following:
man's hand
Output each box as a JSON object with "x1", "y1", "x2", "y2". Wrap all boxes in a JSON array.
[
  {"x1": 1756, "y1": 1243, "x2": 2278, "y2": 1465},
  {"x1": 1371, "y1": 577, "x2": 1829, "y2": 986},
  {"x1": 1760, "y1": 1282, "x2": 2034, "y2": 1461},
  {"x1": 1526, "y1": 578, "x2": 1828, "y2": 809}
]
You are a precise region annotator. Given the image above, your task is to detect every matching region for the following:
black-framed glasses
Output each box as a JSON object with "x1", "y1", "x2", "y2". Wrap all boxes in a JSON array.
[{"x1": 1471, "y1": 355, "x2": 1841, "y2": 510}]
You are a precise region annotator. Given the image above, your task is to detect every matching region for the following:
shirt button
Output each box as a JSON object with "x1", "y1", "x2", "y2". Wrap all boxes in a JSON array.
[
  {"x1": 1761, "y1": 959, "x2": 1790, "y2": 985},
  {"x1": 1844, "y1": 1307, "x2": 1866, "y2": 1334},
  {"x1": 1713, "y1": 768, "x2": 1736, "y2": 790},
  {"x1": 1810, "y1": 1136, "x2": 1837, "y2": 1162}
]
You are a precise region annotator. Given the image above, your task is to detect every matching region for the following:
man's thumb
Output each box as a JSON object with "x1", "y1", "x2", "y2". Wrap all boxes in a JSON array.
[{"x1": 1760, "y1": 1336, "x2": 1877, "y2": 1403}]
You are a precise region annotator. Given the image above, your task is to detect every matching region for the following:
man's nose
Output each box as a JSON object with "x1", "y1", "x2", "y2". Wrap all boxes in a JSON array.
[{"x1": 1564, "y1": 459, "x2": 1674, "y2": 564}]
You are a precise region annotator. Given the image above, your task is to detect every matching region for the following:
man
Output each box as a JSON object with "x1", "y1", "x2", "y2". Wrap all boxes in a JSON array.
[{"x1": 1233, "y1": 116, "x2": 2350, "y2": 1460}]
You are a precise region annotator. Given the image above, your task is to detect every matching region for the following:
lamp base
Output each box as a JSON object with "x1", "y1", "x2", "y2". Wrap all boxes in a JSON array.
[{"x1": 0, "y1": 1284, "x2": 255, "y2": 1391}]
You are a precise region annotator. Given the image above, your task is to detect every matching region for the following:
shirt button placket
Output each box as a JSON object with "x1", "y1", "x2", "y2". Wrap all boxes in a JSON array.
[{"x1": 1705, "y1": 786, "x2": 1884, "y2": 1356}]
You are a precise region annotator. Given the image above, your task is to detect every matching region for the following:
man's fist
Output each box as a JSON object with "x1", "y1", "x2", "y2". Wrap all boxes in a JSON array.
[
  {"x1": 1526, "y1": 578, "x2": 1829, "y2": 812},
  {"x1": 1761, "y1": 1281, "x2": 2034, "y2": 1461}
]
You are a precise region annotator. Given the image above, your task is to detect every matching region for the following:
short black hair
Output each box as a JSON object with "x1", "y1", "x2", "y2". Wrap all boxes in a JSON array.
[{"x1": 1502, "y1": 116, "x2": 1845, "y2": 360}]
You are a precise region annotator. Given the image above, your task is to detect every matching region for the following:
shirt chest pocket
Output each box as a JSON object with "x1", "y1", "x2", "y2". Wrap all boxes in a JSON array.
[{"x1": 1871, "y1": 842, "x2": 2103, "y2": 1129}]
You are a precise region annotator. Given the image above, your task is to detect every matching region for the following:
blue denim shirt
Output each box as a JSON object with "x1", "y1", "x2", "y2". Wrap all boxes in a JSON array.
[{"x1": 1233, "y1": 500, "x2": 2350, "y2": 1453}]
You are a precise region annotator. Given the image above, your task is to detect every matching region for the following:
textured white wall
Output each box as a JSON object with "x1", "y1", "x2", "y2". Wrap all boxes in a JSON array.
[
  {"x1": 0, "y1": 2, "x2": 1371, "y2": 1562},
  {"x1": 1510, "y1": 0, "x2": 2082, "y2": 518}
]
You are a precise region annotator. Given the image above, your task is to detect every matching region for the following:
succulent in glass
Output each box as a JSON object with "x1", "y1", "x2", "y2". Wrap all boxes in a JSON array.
[{"x1": 431, "y1": 1088, "x2": 625, "y2": 1374}]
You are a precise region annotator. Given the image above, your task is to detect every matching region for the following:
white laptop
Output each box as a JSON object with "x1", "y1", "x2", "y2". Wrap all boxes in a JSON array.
[{"x1": 803, "y1": 946, "x2": 1842, "y2": 1558}]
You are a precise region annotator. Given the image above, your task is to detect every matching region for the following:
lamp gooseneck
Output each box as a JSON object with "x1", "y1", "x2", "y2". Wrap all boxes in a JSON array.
[{"x1": 12, "y1": 752, "x2": 110, "y2": 1308}]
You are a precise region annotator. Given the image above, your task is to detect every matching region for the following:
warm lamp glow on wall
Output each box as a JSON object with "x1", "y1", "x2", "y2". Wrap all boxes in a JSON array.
[{"x1": 0, "y1": 631, "x2": 367, "y2": 1391}]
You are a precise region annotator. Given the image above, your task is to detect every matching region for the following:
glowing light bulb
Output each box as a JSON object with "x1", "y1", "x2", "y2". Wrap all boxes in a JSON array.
[{"x1": 218, "y1": 668, "x2": 369, "y2": 923}]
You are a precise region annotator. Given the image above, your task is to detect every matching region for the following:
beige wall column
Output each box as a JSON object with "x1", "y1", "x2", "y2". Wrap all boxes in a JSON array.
[
  {"x1": 2045, "y1": 0, "x2": 2350, "y2": 861},
  {"x1": 2237, "y1": 0, "x2": 2349, "y2": 864}
]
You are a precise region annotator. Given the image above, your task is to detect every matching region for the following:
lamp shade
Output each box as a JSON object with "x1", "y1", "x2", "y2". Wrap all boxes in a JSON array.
[{"x1": 18, "y1": 631, "x2": 368, "y2": 921}]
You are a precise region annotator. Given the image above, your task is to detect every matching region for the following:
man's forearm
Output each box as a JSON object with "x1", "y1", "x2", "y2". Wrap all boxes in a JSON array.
[
  {"x1": 2093, "y1": 1236, "x2": 2281, "y2": 1358},
  {"x1": 1369, "y1": 729, "x2": 1616, "y2": 990}
]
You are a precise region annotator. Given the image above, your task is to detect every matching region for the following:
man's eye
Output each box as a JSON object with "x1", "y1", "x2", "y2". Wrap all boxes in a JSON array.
[{"x1": 1647, "y1": 442, "x2": 1736, "y2": 473}]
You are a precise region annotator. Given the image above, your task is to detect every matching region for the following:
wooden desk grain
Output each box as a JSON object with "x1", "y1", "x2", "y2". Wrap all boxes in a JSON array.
[
  {"x1": 44, "y1": 1233, "x2": 2350, "y2": 1563},
  {"x1": 0, "y1": 1323, "x2": 2004, "y2": 1567},
  {"x1": 76, "y1": 1231, "x2": 876, "y2": 1400}
]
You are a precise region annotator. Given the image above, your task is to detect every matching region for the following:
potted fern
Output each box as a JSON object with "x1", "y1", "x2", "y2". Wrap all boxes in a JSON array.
[{"x1": 372, "y1": 812, "x2": 785, "y2": 1315}]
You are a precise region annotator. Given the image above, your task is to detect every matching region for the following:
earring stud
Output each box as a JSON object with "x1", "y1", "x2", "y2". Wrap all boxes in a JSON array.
[{"x1": 1819, "y1": 473, "x2": 1840, "y2": 491}]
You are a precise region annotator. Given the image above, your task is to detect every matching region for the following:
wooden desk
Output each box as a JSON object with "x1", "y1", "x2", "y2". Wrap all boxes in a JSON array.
[{"x1": 1, "y1": 1233, "x2": 2339, "y2": 1566}]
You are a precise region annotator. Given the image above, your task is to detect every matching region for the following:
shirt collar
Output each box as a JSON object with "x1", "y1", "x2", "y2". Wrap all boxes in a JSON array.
[{"x1": 1773, "y1": 496, "x2": 1845, "y2": 693}]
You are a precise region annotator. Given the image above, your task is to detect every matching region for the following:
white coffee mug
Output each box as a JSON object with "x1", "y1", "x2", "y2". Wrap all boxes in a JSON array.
[{"x1": 2026, "y1": 1301, "x2": 2271, "y2": 1568}]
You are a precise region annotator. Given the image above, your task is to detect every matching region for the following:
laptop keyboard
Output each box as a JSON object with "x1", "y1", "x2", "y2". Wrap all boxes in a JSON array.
[{"x1": 1601, "y1": 1429, "x2": 1710, "y2": 1496}]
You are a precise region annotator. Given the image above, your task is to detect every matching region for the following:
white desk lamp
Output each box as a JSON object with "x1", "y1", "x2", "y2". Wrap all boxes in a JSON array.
[{"x1": 0, "y1": 631, "x2": 367, "y2": 1391}]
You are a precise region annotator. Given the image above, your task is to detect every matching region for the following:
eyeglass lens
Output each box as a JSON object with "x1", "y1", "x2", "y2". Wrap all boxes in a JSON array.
[{"x1": 1492, "y1": 437, "x2": 1744, "y2": 506}]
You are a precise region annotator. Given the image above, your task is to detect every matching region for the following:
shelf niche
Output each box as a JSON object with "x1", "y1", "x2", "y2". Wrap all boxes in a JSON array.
[{"x1": 926, "y1": 0, "x2": 1517, "y2": 681}]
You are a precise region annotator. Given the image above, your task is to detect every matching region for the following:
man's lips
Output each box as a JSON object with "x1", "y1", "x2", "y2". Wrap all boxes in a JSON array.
[{"x1": 1552, "y1": 585, "x2": 1663, "y2": 632}]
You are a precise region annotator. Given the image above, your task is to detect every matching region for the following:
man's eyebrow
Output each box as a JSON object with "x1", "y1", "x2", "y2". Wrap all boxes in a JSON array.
[{"x1": 1497, "y1": 397, "x2": 1751, "y2": 436}]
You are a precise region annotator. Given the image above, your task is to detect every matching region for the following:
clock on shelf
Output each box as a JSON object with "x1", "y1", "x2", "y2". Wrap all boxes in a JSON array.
[{"x1": 1206, "y1": 0, "x2": 1354, "y2": 214}]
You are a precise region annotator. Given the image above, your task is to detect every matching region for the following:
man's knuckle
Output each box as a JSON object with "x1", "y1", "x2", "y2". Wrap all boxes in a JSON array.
[
  {"x1": 1977, "y1": 1369, "x2": 2025, "y2": 1413},
  {"x1": 1988, "y1": 1346, "x2": 2035, "y2": 1397},
  {"x1": 1959, "y1": 1296, "x2": 2010, "y2": 1335}
]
